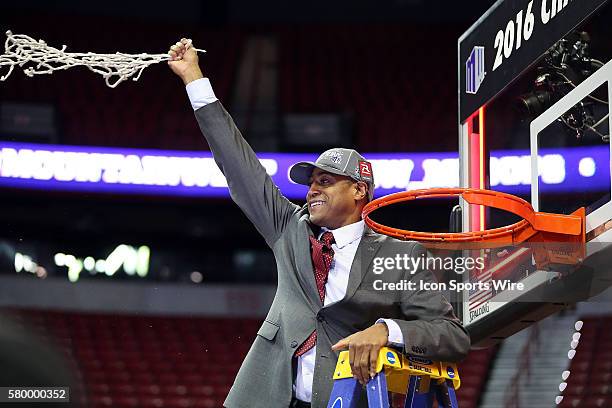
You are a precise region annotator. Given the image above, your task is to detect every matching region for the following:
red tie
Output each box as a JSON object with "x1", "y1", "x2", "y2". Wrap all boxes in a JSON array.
[{"x1": 294, "y1": 231, "x2": 335, "y2": 357}]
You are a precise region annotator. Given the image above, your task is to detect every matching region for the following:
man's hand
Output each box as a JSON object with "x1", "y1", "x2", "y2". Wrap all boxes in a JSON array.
[
  {"x1": 331, "y1": 323, "x2": 389, "y2": 385},
  {"x1": 167, "y1": 38, "x2": 204, "y2": 85}
]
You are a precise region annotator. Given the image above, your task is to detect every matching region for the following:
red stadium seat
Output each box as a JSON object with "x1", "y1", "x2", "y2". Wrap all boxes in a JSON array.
[
  {"x1": 558, "y1": 396, "x2": 582, "y2": 408},
  {"x1": 14, "y1": 308, "x2": 495, "y2": 407},
  {"x1": 561, "y1": 316, "x2": 612, "y2": 406}
]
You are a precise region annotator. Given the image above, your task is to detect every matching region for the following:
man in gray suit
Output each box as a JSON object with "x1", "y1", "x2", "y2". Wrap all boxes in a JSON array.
[{"x1": 168, "y1": 39, "x2": 470, "y2": 408}]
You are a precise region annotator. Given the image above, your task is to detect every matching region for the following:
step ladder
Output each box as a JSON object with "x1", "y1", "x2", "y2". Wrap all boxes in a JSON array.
[{"x1": 326, "y1": 347, "x2": 460, "y2": 408}]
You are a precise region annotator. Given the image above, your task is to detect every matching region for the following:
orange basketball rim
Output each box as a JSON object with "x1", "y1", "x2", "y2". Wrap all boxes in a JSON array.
[{"x1": 362, "y1": 188, "x2": 586, "y2": 251}]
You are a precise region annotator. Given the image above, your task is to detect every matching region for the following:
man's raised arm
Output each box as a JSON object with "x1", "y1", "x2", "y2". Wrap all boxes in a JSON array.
[{"x1": 168, "y1": 39, "x2": 298, "y2": 246}]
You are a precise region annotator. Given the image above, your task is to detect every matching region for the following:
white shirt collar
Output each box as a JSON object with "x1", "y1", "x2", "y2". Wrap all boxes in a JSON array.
[{"x1": 321, "y1": 220, "x2": 365, "y2": 249}]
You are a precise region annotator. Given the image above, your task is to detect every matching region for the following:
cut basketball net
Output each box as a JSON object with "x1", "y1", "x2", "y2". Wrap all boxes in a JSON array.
[{"x1": 0, "y1": 30, "x2": 206, "y2": 88}]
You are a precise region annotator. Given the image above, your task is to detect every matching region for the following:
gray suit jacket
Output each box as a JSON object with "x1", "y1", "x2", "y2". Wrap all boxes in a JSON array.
[{"x1": 194, "y1": 101, "x2": 470, "y2": 408}]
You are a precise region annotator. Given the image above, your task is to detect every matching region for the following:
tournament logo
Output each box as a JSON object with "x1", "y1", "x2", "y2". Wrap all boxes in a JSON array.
[
  {"x1": 466, "y1": 46, "x2": 485, "y2": 94},
  {"x1": 447, "y1": 366, "x2": 455, "y2": 378},
  {"x1": 326, "y1": 150, "x2": 344, "y2": 164},
  {"x1": 386, "y1": 351, "x2": 396, "y2": 364}
]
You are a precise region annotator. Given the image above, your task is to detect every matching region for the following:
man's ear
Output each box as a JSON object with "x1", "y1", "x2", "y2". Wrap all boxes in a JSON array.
[{"x1": 354, "y1": 181, "x2": 368, "y2": 201}]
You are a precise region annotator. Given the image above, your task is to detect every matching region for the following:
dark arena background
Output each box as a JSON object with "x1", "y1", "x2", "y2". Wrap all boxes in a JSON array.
[{"x1": 1, "y1": 1, "x2": 611, "y2": 407}]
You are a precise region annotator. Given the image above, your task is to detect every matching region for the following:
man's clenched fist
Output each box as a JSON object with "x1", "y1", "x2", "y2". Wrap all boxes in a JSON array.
[{"x1": 167, "y1": 38, "x2": 203, "y2": 85}]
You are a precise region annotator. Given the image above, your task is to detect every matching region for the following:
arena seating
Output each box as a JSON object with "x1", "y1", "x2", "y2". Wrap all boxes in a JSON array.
[
  {"x1": 454, "y1": 347, "x2": 497, "y2": 408},
  {"x1": 11, "y1": 309, "x2": 256, "y2": 407},
  {"x1": 3, "y1": 18, "x2": 460, "y2": 152},
  {"x1": 2, "y1": 15, "x2": 243, "y2": 151},
  {"x1": 9, "y1": 309, "x2": 495, "y2": 407},
  {"x1": 559, "y1": 316, "x2": 612, "y2": 408},
  {"x1": 278, "y1": 24, "x2": 460, "y2": 152}
]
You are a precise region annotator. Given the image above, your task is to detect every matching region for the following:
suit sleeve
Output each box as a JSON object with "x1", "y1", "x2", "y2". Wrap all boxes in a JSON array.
[
  {"x1": 194, "y1": 101, "x2": 299, "y2": 246},
  {"x1": 390, "y1": 243, "x2": 471, "y2": 362}
]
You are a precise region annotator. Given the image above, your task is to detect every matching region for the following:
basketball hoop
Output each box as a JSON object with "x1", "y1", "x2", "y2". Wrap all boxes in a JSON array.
[{"x1": 362, "y1": 188, "x2": 585, "y2": 249}]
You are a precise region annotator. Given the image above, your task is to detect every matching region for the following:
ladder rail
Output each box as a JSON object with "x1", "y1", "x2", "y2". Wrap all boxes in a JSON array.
[{"x1": 327, "y1": 347, "x2": 462, "y2": 408}]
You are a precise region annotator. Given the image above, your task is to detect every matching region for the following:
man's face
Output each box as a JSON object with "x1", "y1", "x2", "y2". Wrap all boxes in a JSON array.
[{"x1": 306, "y1": 168, "x2": 366, "y2": 229}]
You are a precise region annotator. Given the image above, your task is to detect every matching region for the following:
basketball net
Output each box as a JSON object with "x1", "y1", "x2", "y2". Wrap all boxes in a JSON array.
[{"x1": 0, "y1": 30, "x2": 206, "y2": 88}]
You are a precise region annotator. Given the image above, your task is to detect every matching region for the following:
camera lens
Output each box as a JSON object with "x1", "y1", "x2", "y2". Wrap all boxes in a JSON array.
[{"x1": 516, "y1": 90, "x2": 552, "y2": 118}]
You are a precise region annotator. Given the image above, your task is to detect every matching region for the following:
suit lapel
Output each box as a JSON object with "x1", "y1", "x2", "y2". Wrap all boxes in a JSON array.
[
  {"x1": 341, "y1": 227, "x2": 384, "y2": 302},
  {"x1": 298, "y1": 211, "x2": 323, "y2": 307}
]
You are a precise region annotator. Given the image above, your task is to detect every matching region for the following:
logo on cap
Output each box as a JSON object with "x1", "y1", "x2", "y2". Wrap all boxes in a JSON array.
[
  {"x1": 325, "y1": 150, "x2": 344, "y2": 164},
  {"x1": 359, "y1": 161, "x2": 373, "y2": 181}
]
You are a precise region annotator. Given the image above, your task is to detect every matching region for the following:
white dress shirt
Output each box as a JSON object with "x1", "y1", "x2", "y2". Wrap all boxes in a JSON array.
[{"x1": 185, "y1": 78, "x2": 404, "y2": 402}]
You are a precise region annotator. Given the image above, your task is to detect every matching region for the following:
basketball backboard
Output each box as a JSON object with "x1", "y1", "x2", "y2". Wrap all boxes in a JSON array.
[{"x1": 457, "y1": 0, "x2": 612, "y2": 346}]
